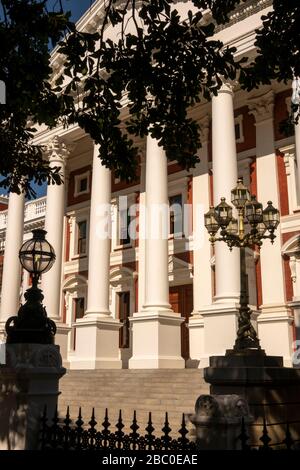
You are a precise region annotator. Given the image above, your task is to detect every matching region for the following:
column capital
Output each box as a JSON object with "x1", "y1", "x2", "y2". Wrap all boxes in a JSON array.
[
  {"x1": 248, "y1": 90, "x2": 274, "y2": 124},
  {"x1": 217, "y1": 78, "x2": 238, "y2": 95},
  {"x1": 45, "y1": 135, "x2": 74, "y2": 165},
  {"x1": 199, "y1": 115, "x2": 210, "y2": 143}
]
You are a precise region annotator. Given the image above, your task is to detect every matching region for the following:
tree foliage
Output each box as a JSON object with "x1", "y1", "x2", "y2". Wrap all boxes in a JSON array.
[{"x1": 0, "y1": 0, "x2": 299, "y2": 196}]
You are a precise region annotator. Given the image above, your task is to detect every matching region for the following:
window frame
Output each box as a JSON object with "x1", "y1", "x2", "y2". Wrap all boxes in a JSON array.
[
  {"x1": 234, "y1": 114, "x2": 244, "y2": 144},
  {"x1": 74, "y1": 171, "x2": 90, "y2": 198}
]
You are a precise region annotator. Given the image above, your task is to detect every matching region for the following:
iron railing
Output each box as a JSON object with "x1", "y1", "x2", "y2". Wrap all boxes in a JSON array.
[{"x1": 40, "y1": 406, "x2": 300, "y2": 451}]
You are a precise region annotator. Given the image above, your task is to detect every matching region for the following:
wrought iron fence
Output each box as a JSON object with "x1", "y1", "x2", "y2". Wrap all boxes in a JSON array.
[
  {"x1": 40, "y1": 407, "x2": 197, "y2": 451},
  {"x1": 40, "y1": 406, "x2": 300, "y2": 451}
]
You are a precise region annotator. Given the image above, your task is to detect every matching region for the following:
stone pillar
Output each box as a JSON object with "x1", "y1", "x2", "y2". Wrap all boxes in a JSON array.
[
  {"x1": 42, "y1": 136, "x2": 69, "y2": 320},
  {"x1": 248, "y1": 91, "x2": 293, "y2": 365},
  {"x1": 288, "y1": 255, "x2": 300, "y2": 352},
  {"x1": 188, "y1": 116, "x2": 212, "y2": 368},
  {"x1": 0, "y1": 191, "x2": 25, "y2": 325},
  {"x1": 138, "y1": 153, "x2": 146, "y2": 312},
  {"x1": 42, "y1": 136, "x2": 71, "y2": 362},
  {"x1": 71, "y1": 144, "x2": 121, "y2": 369},
  {"x1": 294, "y1": 115, "x2": 300, "y2": 205},
  {"x1": 129, "y1": 135, "x2": 184, "y2": 369},
  {"x1": 200, "y1": 82, "x2": 240, "y2": 359},
  {"x1": 0, "y1": 343, "x2": 65, "y2": 450}
]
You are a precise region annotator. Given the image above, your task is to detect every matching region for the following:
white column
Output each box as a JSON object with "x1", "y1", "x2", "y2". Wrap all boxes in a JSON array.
[
  {"x1": 143, "y1": 136, "x2": 171, "y2": 311},
  {"x1": 129, "y1": 135, "x2": 184, "y2": 369},
  {"x1": 212, "y1": 83, "x2": 240, "y2": 305},
  {"x1": 200, "y1": 82, "x2": 240, "y2": 358},
  {"x1": 294, "y1": 118, "x2": 300, "y2": 205},
  {"x1": 86, "y1": 148, "x2": 111, "y2": 317},
  {"x1": 0, "y1": 192, "x2": 25, "y2": 323},
  {"x1": 138, "y1": 154, "x2": 146, "y2": 312},
  {"x1": 188, "y1": 116, "x2": 212, "y2": 367},
  {"x1": 42, "y1": 136, "x2": 71, "y2": 363},
  {"x1": 71, "y1": 144, "x2": 121, "y2": 369},
  {"x1": 42, "y1": 136, "x2": 69, "y2": 321},
  {"x1": 249, "y1": 91, "x2": 293, "y2": 365},
  {"x1": 290, "y1": 256, "x2": 300, "y2": 347}
]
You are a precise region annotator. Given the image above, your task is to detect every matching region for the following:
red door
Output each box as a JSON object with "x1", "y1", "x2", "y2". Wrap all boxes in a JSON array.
[
  {"x1": 117, "y1": 291, "x2": 130, "y2": 348},
  {"x1": 169, "y1": 285, "x2": 193, "y2": 360}
]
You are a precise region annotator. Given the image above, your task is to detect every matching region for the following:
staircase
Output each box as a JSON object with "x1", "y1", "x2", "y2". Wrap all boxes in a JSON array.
[{"x1": 58, "y1": 369, "x2": 209, "y2": 435}]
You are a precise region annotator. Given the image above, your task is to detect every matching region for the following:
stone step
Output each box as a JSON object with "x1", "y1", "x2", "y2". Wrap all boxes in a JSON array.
[
  {"x1": 59, "y1": 385, "x2": 207, "y2": 393},
  {"x1": 58, "y1": 369, "x2": 207, "y2": 434}
]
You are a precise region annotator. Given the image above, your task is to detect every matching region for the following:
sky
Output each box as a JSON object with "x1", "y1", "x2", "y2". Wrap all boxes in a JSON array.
[
  {"x1": 47, "y1": 0, "x2": 96, "y2": 23},
  {"x1": 1, "y1": 1, "x2": 97, "y2": 199},
  {"x1": 29, "y1": 1, "x2": 96, "y2": 198}
]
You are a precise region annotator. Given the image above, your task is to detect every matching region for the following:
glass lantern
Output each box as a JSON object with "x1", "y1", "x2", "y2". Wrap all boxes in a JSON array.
[
  {"x1": 245, "y1": 195, "x2": 263, "y2": 225},
  {"x1": 231, "y1": 177, "x2": 251, "y2": 209},
  {"x1": 256, "y1": 222, "x2": 267, "y2": 237},
  {"x1": 226, "y1": 217, "x2": 238, "y2": 237},
  {"x1": 19, "y1": 229, "x2": 56, "y2": 284},
  {"x1": 262, "y1": 201, "x2": 280, "y2": 231},
  {"x1": 215, "y1": 198, "x2": 233, "y2": 227},
  {"x1": 204, "y1": 207, "x2": 219, "y2": 235}
]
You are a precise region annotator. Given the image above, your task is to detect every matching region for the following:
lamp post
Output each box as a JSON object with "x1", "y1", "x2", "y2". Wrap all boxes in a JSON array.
[
  {"x1": 5, "y1": 229, "x2": 57, "y2": 344},
  {"x1": 204, "y1": 177, "x2": 280, "y2": 353}
]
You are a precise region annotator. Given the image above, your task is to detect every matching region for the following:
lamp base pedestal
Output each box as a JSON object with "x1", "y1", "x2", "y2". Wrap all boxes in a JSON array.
[
  {"x1": 0, "y1": 343, "x2": 65, "y2": 450},
  {"x1": 203, "y1": 351, "x2": 300, "y2": 445}
]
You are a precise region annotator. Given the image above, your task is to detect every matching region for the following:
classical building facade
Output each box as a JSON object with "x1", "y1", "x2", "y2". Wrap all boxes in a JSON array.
[{"x1": 0, "y1": 0, "x2": 300, "y2": 369}]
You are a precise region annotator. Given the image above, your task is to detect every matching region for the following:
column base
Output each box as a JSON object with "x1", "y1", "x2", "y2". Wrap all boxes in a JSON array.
[
  {"x1": 187, "y1": 312, "x2": 204, "y2": 368},
  {"x1": 129, "y1": 310, "x2": 185, "y2": 369},
  {"x1": 54, "y1": 323, "x2": 71, "y2": 368},
  {"x1": 70, "y1": 316, "x2": 122, "y2": 370},
  {"x1": 204, "y1": 352, "x2": 300, "y2": 443},
  {"x1": 199, "y1": 303, "x2": 239, "y2": 359},
  {"x1": 257, "y1": 304, "x2": 294, "y2": 366}
]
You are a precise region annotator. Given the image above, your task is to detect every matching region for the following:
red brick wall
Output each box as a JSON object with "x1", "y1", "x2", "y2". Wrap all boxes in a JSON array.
[
  {"x1": 274, "y1": 90, "x2": 291, "y2": 141},
  {"x1": 112, "y1": 171, "x2": 140, "y2": 193},
  {"x1": 234, "y1": 106, "x2": 256, "y2": 152},
  {"x1": 0, "y1": 202, "x2": 8, "y2": 211},
  {"x1": 65, "y1": 217, "x2": 71, "y2": 262},
  {"x1": 67, "y1": 165, "x2": 91, "y2": 206},
  {"x1": 276, "y1": 150, "x2": 289, "y2": 216}
]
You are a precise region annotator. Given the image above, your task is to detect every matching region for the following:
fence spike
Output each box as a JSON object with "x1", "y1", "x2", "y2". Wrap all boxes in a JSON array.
[
  {"x1": 89, "y1": 407, "x2": 97, "y2": 429},
  {"x1": 238, "y1": 417, "x2": 250, "y2": 451},
  {"x1": 283, "y1": 422, "x2": 294, "y2": 450},
  {"x1": 178, "y1": 413, "x2": 189, "y2": 448},
  {"x1": 115, "y1": 410, "x2": 125, "y2": 449},
  {"x1": 259, "y1": 417, "x2": 272, "y2": 450},
  {"x1": 102, "y1": 408, "x2": 111, "y2": 448},
  {"x1": 129, "y1": 410, "x2": 140, "y2": 450},
  {"x1": 161, "y1": 412, "x2": 172, "y2": 450}
]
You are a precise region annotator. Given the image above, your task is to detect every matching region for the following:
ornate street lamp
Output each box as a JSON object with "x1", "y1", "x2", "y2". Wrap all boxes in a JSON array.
[
  {"x1": 5, "y1": 229, "x2": 57, "y2": 344},
  {"x1": 204, "y1": 177, "x2": 280, "y2": 353}
]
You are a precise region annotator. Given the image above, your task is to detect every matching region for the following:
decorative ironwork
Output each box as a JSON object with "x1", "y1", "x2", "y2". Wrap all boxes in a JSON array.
[
  {"x1": 204, "y1": 177, "x2": 280, "y2": 352},
  {"x1": 40, "y1": 407, "x2": 197, "y2": 451},
  {"x1": 238, "y1": 415, "x2": 300, "y2": 451},
  {"x1": 40, "y1": 406, "x2": 300, "y2": 451}
]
